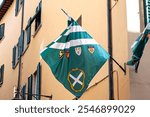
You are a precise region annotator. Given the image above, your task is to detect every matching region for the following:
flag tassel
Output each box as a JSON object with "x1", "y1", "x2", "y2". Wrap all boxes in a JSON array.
[{"x1": 110, "y1": 56, "x2": 126, "y2": 75}]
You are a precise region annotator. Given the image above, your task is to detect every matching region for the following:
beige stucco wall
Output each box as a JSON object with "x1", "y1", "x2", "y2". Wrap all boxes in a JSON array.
[
  {"x1": 126, "y1": 0, "x2": 150, "y2": 99},
  {"x1": 0, "y1": 0, "x2": 129, "y2": 100},
  {"x1": 0, "y1": 1, "x2": 22, "y2": 99}
]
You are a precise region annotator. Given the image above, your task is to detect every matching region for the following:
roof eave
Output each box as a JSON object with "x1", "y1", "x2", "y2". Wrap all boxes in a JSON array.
[{"x1": 0, "y1": 0, "x2": 14, "y2": 21}]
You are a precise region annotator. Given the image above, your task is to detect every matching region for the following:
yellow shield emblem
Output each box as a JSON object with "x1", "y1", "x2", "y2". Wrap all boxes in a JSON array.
[{"x1": 68, "y1": 68, "x2": 85, "y2": 92}]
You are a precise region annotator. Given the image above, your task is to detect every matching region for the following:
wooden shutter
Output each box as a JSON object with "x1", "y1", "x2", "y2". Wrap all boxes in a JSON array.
[
  {"x1": 0, "y1": 65, "x2": 4, "y2": 86},
  {"x1": 35, "y1": 1, "x2": 42, "y2": 31},
  {"x1": 27, "y1": 18, "x2": 31, "y2": 44},
  {"x1": 21, "y1": 84, "x2": 26, "y2": 100},
  {"x1": 12, "y1": 46, "x2": 16, "y2": 68},
  {"x1": 0, "y1": 67, "x2": 1, "y2": 85},
  {"x1": 15, "y1": 0, "x2": 19, "y2": 16},
  {"x1": 18, "y1": 31, "x2": 24, "y2": 58},
  {"x1": 36, "y1": 63, "x2": 41, "y2": 100},
  {"x1": 21, "y1": 31, "x2": 24, "y2": 54},
  {"x1": 144, "y1": 0, "x2": 150, "y2": 25},
  {"x1": 0, "y1": 24, "x2": 5, "y2": 40},
  {"x1": 27, "y1": 75, "x2": 33, "y2": 100}
]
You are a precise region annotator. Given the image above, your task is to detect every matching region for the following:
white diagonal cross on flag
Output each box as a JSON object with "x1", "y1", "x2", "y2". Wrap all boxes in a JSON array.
[{"x1": 69, "y1": 72, "x2": 83, "y2": 86}]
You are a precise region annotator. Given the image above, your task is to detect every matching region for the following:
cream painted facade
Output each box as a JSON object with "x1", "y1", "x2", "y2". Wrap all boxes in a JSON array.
[
  {"x1": 0, "y1": 0, "x2": 130, "y2": 100},
  {"x1": 126, "y1": 0, "x2": 150, "y2": 99}
]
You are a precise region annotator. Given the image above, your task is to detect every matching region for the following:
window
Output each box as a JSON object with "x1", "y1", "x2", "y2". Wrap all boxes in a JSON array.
[
  {"x1": 0, "y1": 23, "x2": 5, "y2": 40},
  {"x1": 35, "y1": 1, "x2": 42, "y2": 31},
  {"x1": 12, "y1": 31, "x2": 24, "y2": 69},
  {"x1": 32, "y1": 71, "x2": 38, "y2": 100},
  {"x1": 15, "y1": 0, "x2": 23, "y2": 16},
  {"x1": 24, "y1": 1, "x2": 42, "y2": 39},
  {"x1": 27, "y1": 63, "x2": 41, "y2": 100},
  {"x1": 23, "y1": 30, "x2": 28, "y2": 52},
  {"x1": 21, "y1": 84, "x2": 26, "y2": 100},
  {"x1": 144, "y1": 0, "x2": 150, "y2": 26},
  {"x1": 12, "y1": 46, "x2": 18, "y2": 68},
  {"x1": 0, "y1": 64, "x2": 4, "y2": 87},
  {"x1": 35, "y1": 1, "x2": 42, "y2": 32},
  {"x1": 18, "y1": 31, "x2": 24, "y2": 58},
  {"x1": 26, "y1": 18, "x2": 31, "y2": 44},
  {"x1": 23, "y1": 28, "x2": 31, "y2": 53},
  {"x1": 27, "y1": 75, "x2": 32, "y2": 100}
]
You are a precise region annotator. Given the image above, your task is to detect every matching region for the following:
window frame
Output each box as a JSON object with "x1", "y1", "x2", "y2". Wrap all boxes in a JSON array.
[
  {"x1": 12, "y1": 31, "x2": 24, "y2": 69},
  {"x1": 143, "y1": 0, "x2": 150, "y2": 26},
  {"x1": 27, "y1": 63, "x2": 41, "y2": 100},
  {"x1": 0, "y1": 64, "x2": 4, "y2": 87},
  {"x1": 33, "y1": 1, "x2": 42, "y2": 37},
  {"x1": 0, "y1": 23, "x2": 5, "y2": 40},
  {"x1": 15, "y1": 0, "x2": 23, "y2": 16}
]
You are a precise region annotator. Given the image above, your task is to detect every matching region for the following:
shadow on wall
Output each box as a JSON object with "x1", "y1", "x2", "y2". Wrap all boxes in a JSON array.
[{"x1": 128, "y1": 31, "x2": 150, "y2": 100}]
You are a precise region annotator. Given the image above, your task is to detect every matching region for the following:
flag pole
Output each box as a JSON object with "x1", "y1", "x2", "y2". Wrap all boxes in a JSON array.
[
  {"x1": 61, "y1": 9, "x2": 70, "y2": 18},
  {"x1": 14, "y1": 0, "x2": 25, "y2": 100},
  {"x1": 107, "y1": 0, "x2": 114, "y2": 100}
]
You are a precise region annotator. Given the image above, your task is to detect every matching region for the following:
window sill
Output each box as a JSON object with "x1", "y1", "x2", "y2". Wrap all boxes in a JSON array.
[
  {"x1": 15, "y1": 6, "x2": 22, "y2": 17},
  {"x1": 22, "y1": 45, "x2": 29, "y2": 56},
  {"x1": 32, "y1": 24, "x2": 42, "y2": 38},
  {"x1": 0, "y1": 36, "x2": 5, "y2": 42},
  {"x1": 12, "y1": 61, "x2": 19, "y2": 69},
  {"x1": 0, "y1": 82, "x2": 3, "y2": 87},
  {"x1": 12, "y1": 45, "x2": 30, "y2": 69}
]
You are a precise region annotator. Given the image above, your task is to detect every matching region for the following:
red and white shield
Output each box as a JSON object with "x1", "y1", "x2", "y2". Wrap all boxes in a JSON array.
[
  {"x1": 75, "y1": 47, "x2": 82, "y2": 56},
  {"x1": 66, "y1": 51, "x2": 70, "y2": 58},
  {"x1": 88, "y1": 46, "x2": 95, "y2": 54}
]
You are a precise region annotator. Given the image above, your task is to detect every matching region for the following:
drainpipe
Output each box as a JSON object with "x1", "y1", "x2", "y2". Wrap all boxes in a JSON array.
[
  {"x1": 15, "y1": 0, "x2": 25, "y2": 99},
  {"x1": 107, "y1": 0, "x2": 114, "y2": 100}
]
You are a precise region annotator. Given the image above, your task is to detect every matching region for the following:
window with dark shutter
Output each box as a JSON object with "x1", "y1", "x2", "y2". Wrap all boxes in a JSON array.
[
  {"x1": 144, "y1": 0, "x2": 150, "y2": 25},
  {"x1": 24, "y1": 1, "x2": 42, "y2": 39},
  {"x1": 0, "y1": 23, "x2": 5, "y2": 40},
  {"x1": 27, "y1": 63, "x2": 41, "y2": 100},
  {"x1": 12, "y1": 31, "x2": 24, "y2": 69},
  {"x1": 18, "y1": 31, "x2": 24, "y2": 58},
  {"x1": 27, "y1": 18, "x2": 31, "y2": 44},
  {"x1": 0, "y1": 64, "x2": 4, "y2": 87},
  {"x1": 36, "y1": 63, "x2": 41, "y2": 100},
  {"x1": 12, "y1": 46, "x2": 16, "y2": 69},
  {"x1": 21, "y1": 84, "x2": 26, "y2": 100},
  {"x1": 35, "y1": 1, "x2": 42, "y2": 32},
  {"x1": 15, "y1": 0, "x2": 23, "y2": 16},
  {"x1": 27, "y1": 75, "x2": 33, "y2": 100}
]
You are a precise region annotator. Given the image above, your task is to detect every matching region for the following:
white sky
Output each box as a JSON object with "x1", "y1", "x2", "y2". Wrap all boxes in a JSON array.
[
  {"x1": 0, "y1": 0, "x2": 3, "y2": 5},
  {"x1": 126, "y1": 0, "x2": 140, "y2": 32},
  {"x1": 0, "y1": 0, "x2": 3, "y2": 4}
]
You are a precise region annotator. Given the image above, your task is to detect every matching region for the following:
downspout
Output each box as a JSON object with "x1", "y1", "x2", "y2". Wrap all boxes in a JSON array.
[
  {"x1": 107, "y1": 0, "x2": 114, "y2": 100},
  {"x1": 15, "y1": 0, "x2": 25, "y2": 99}
]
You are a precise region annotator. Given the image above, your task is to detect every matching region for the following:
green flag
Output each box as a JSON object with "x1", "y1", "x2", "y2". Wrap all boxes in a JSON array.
[
  {"x1": 40, "y1": 18, "x2": 110, "y2": 98},
  {"x1": 127, "y1": 23, "x2": 150, "y2": 66}
]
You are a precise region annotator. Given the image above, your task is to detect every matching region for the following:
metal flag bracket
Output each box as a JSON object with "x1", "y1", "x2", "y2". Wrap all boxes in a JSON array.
[
  {"x1": 110, "y1": 56, "x2": 126, "y2": 75},
  {"x1": 61, "y1": 9, "x2": 69, "y2": 17}
]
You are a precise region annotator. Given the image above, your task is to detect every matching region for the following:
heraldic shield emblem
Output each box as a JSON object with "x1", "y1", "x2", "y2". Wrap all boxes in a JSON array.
[
  {"x1": 88, "y1": 46, "x2": 95, "y2": 54},
  {"x1": 65, "y1": 50, "x2": 70, "y2": 58},
  {"x1": 68, "y1": 68, "x2": 85, "y2": 92},
  {"x1": 75, "y1": 47, "x2": 82, "y2": 56}
]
